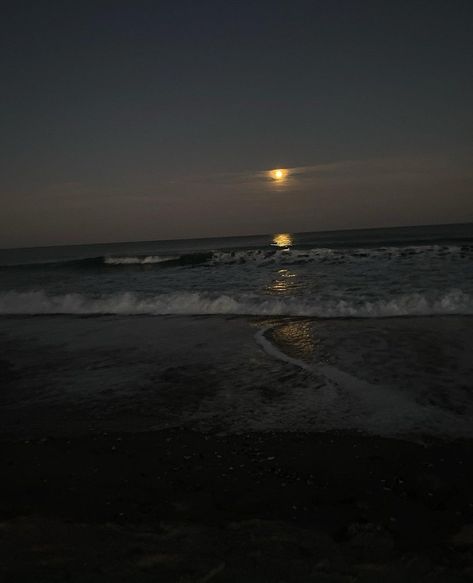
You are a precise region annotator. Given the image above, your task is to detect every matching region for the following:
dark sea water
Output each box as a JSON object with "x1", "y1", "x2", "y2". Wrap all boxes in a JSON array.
[
  {"x1": 1, "y1": 223, "x2": 473, "y2": 317},
  {"x1": 1, "y1": 223, "x2": 473, "y2": 440}
]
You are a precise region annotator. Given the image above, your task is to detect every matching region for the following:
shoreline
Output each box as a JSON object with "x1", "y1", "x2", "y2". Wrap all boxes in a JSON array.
[{"x1": 2, "y1": 314, "x2": 473, "y2": 440}]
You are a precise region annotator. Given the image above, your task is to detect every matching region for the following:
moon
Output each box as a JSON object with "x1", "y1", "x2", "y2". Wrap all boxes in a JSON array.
[{"x1": 270, "y1": 168, "x2": 288, "y2": 181}]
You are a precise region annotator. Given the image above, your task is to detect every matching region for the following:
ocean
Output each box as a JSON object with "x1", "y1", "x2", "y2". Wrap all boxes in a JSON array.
[
  {"x1": 1, "y1": 222, "x2": 473, "y2": 440},
  {"x1": 1, "y1": 222, "x2": 473, "y2": 317}
]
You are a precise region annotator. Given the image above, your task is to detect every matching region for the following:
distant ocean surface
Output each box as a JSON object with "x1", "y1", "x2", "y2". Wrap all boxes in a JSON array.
[{"x1": 1, "y1": 223, "x2": 473, "y2": 318}]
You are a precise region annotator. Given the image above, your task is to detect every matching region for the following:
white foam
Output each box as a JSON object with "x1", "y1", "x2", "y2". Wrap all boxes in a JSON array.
[
  {"x1": 104, "y1": 255, "x2": 178, "y2": 265},
  {"x1": 254, "y1": 323, "x2": 473, "y2": 438},
  {"x1": 0, "y1": 289, "x2": 473, "y2": 317},
  {"x1": 255, "y1": 326, "x2": 314, "y2": 371},
  {"x1": 209, "y1": 244, "x2": 466, "y2": 266}
]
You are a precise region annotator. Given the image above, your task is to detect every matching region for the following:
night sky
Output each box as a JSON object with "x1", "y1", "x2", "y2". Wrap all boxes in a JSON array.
[{"x1": 1, "y1": 1, "x2": 472, "y2": 248}]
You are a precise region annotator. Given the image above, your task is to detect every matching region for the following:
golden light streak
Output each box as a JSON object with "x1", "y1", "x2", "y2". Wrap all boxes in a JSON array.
[
  {"x1": 272, "y1": 233, "x2": 293, "y2": 247},
  {"x1": 267, "y1": 269, "x2": 297, "y2": 294}
]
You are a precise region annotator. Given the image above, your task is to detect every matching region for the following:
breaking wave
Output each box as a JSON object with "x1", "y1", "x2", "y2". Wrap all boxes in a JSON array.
[
  {"x1": 2, "y1": 243, "x2": 472, "y2": 270},
  {"x1": 209, "y1": 244, "x2": 473, "y2": 266},
  {"x1": 104, "y1": 255, "x2": 179, "y2": 265},
  {"x1": 0, "y1": 252, "x2": 212, "y2": 270},
  {"x1": 1, "y1": 289, "x2": 472, "y2": 317}
]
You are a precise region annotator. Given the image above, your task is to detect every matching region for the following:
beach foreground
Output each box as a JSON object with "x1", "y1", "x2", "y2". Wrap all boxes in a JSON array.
[
  {"x1": 1, "y1": 429, "x2": 473, "y2": 582},
  {"x1": 1, "y1": 314, "x2": 473, "y2": 581}
]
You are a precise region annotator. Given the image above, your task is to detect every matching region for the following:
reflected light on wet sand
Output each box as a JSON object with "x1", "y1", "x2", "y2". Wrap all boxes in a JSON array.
[{"x1": 271, "y1": 320, "x2": 317, "y2": 360}]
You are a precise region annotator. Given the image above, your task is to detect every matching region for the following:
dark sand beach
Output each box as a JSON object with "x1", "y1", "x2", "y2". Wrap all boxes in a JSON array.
[
  {"x1": 1, "y1": 315, "x2": 473, "y2": 581},
  {"x1": 2, "y1": 430, "x2": 473, "y2": 581}
]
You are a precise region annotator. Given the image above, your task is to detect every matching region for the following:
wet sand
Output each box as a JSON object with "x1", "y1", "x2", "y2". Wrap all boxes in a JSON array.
[{"x1": 1, "y1": 315, "x2": 473, "y2": 439}]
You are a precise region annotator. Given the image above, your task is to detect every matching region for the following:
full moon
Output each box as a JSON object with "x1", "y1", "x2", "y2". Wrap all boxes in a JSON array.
[{"x1": 270, "y1": 168, "x2": 288, "y2": 181}]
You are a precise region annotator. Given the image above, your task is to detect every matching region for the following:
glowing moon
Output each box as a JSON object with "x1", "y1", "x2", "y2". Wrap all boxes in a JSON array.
[{"x1": 269, "y1": 168, "x2": 288, "y2": 181}]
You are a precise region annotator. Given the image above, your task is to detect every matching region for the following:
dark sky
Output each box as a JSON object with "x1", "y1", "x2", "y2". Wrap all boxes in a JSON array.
[{"x1": 1, "y1": 0, "x2": 472, "y2": 247}]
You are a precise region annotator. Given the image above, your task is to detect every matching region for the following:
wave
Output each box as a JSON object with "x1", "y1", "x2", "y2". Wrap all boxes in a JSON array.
[
  {"x1": 0, "y1": 252, "x2": 212, "y2": 270},
  {"x1": 1, "y1": 289, "x2": 472, "y2": 317},
  {"x1": 209, "y1": 244, "x2": 473, "y2": 266},
  {"x1": 2, "y1": 243, "x2": 472, "y2": 271},
  {"x1": 103, "y1": 255, "x2": 179, "y2": 265}
]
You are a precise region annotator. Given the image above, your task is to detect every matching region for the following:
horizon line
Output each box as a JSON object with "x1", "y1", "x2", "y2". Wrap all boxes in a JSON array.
[{"x1": 1, "y1": 219, "x2": 473, "y2": 252}]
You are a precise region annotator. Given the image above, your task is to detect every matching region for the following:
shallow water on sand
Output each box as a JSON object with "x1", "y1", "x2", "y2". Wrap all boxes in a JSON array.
[{"x1": 1, "y1": 314, "x2": 472, "y2": 440}]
